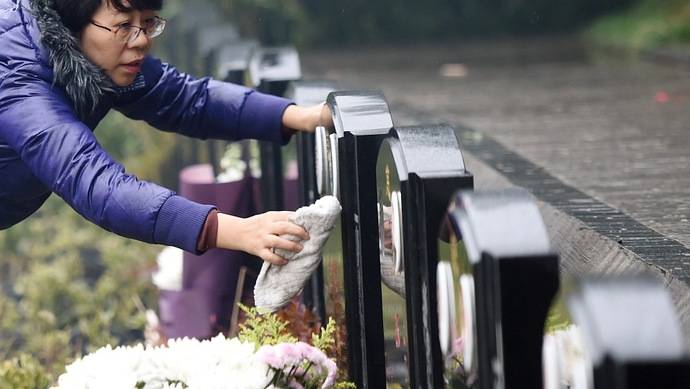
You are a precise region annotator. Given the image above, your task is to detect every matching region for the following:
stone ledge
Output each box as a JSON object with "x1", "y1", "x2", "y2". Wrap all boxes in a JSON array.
[{"x1": 463, "y1": 141, "x2": 690, "y2": 343}]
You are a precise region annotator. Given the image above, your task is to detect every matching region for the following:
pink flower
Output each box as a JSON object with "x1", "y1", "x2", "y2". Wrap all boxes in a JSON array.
[
  {"x1": 320, "y1": 358, "x2": 337, "y2": 389},
  {"x1": 297, "y1": 342, "x2": 326, "y2": 365},
  {"x1": 278, "y1": 343, "x2": 300, "y2": 365},
  {"x1": 257, "y1": 342, "x2": 338, "y2": 388},
  {"x1": 289, "y1": 380, "x2": 305, "y2": 389},
  {"x1": 452, "y1": 337, "x2": 464, "y2": 356},
  {"x1": 256, "y1": 345, "x2": 282, "y2": 368}
]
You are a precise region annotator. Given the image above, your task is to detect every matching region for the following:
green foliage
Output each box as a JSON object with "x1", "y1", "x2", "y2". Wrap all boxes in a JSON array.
[
  {"x1": 239, "y1": 306, "x2": 356, "y2": 388},
  {"x1": 544, "y1": 290, "x2": 572, "y2": 334},
  {"x1": 587, "y1": 0, "x2": 690, "y2": 50},
  {"x1": 238, "y1": 304, "x2": 298, "y2": 347},
  {"x1": 0, "y1": 112, "x2": 170, "y2": 385},
  {"x1": 0, "y1": 355, "x2": 51, "y2": 389},
  {"x1": 0, "y1": 195, "x2": 160, "y2": 379},
  {"x1": 311, "y1": 317, "x2": 336, "y2": 355}
]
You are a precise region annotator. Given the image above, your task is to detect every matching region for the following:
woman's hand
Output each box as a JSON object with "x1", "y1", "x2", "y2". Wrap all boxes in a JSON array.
[
  {"x1": 216, "y1": 211, "x2": 310, "y2": 265},
  {"x1": 282, "y1": 103, "x2": 334, "y2": 133}
]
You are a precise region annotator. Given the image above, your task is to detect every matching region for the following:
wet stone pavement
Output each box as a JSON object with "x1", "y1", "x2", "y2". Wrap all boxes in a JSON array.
[{"x1": 302, "y1": 37, "x2": 690, "y2": 333}]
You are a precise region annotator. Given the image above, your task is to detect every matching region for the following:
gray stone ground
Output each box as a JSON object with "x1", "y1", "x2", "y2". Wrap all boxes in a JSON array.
[{"x1": 302, "y1": 37, "x2": 690, "y2": 337}]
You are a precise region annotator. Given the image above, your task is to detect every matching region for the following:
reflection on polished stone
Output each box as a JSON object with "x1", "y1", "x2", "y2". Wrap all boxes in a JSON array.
[
  {"x1": 377, "y1": 136, "x2": 409, "y2": 386},
  {"x1": 438, "y1": 225, "x2": 477, "y2": 387},
  {"x1": 321, "y1": 217, "x2": 349, "y2": 376}
]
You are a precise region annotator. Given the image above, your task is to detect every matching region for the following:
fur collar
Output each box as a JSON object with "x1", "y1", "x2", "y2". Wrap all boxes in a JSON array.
[{"x1": 29, "y1": 0, "x2": 115, "y2": 120}]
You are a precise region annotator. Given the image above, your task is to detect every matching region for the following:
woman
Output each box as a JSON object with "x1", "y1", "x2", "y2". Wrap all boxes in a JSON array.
[{"x1": 0, "y1": 0, "x2": 330, "y2": 264}]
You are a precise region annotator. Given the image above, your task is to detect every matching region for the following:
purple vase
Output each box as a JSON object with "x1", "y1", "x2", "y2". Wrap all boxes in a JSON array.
[{"x1": 159, "y1": 164, "x2": 261, "y2": 340}]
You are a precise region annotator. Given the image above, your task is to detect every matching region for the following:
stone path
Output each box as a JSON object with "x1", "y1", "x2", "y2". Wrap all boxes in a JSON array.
[{"x1": 302, "y1": 37, "x2": 690, "y2": 334}]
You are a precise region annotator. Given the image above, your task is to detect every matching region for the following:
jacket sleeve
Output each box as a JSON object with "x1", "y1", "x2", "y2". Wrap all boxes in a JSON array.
[
  {"x1": 0, "y1": 74, "x2": 214, "y2": 253},
  {"x1": 114, "y1": 56, "x2": 294, "y2": 144}
]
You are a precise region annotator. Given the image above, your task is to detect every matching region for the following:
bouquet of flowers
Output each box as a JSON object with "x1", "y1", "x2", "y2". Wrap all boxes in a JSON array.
[{"x1": 52, "y1": 306, "x2": 354, "y2": 389}]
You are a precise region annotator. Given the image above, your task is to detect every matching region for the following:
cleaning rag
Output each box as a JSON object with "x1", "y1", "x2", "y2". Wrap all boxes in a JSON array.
[{"x1": 254, "y1": 195, "x2": 342, "y2": 312}]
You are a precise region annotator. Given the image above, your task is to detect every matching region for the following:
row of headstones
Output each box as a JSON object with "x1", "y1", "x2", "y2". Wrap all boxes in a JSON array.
[
  {"x1": 260, "y1": 63, "x2": 690, "y2": 389},
  {"x1": 291, "y1": 86, "x2": 690, "y2": 389},
  {"x1": 160, "y1": 7, "x2": 690, "y2": 389},
  {"x1": 154, "y1": 5, "x2": 305, "y2": 340}
]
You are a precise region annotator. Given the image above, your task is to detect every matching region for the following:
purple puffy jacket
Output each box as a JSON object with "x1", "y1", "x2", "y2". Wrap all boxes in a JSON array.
[{"x1": 0, "y1": 0, "x2": 293, "y2": 252}]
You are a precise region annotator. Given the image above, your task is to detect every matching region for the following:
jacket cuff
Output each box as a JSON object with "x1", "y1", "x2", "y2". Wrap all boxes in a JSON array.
[
  {"x1": 154, "y1": 195, "x2": 215, "y2": 254},
  {"x1": 238, "y1": 92, "x2": 294, "y2": 145}
]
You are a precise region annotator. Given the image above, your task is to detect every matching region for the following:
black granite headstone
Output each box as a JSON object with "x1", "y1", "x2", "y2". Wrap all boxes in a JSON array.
[
  {"x1": 246, "y1": 47, "x2": 302, "y2": 212},
  {"x1": 443, "y1": 189, "x2": 560, "y2": 389},
  {"x1": 316, "y1": 91, "x2": 394, "y2": 388},
  {"x1": 543, "y1": 276, "x2": 690, "y2": 389},
  {"x1": 376, "y1": 125, "x2": 473, "y2": 388}
]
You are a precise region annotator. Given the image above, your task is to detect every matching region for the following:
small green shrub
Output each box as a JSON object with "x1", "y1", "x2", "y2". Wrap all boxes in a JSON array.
[{"x1": 0, "y1": 355, "x2": 51, "y2": 389}]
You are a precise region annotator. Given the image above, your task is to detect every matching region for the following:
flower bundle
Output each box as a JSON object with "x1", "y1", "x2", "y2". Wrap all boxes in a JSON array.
[
  {"x1": 257, "y1": 342, "x2": 336, "y2": 389},
  {"x1": 51, "y1": 335, "x2": 337, "y2": 389}
]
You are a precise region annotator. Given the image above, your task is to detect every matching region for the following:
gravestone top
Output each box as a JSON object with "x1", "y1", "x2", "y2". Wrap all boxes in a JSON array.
[
  {"x1": 327, "y1": 91, "x2": 393, "y2": 137},
  {"x1": 197, "y1": 24, "x2": 240, "y2": 58},
  {"x1": 391, "y1": 124, "x2": 467, "y2": 180},
  {"x1": 214, "y1": 40, "x2": 258, "y2": 80},
  {"x1": 248, "y1": 47, "x2": 302, "y2": 88},
  {"x1": 569, "y1": 276, "x2": 686, "y2": 364},
  {"x1": 451, "y1": 189, "x2": 552, "y2": 264},
  {"x1": 286, "y1": 80, "x2": 340, "y2": 106}
]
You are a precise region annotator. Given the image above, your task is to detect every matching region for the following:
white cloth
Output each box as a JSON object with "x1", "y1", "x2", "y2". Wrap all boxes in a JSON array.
[{"x1": 254, "y1": 196, "x2": 342, "y2": 312}]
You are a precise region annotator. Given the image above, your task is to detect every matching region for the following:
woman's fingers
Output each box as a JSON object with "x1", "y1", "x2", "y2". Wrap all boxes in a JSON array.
[
  {"x1": 263, "y1": 211, "x2": 309, "y2": 240},
  {"x1": 319, "y1": 103, "x2": 334, "y2": 129},
  {"x1": 240, "y1": 211, "x2": 311, "y2": 266},
  {"x1": 272, "y1": 221, "x2": 309, "y2": 241},
  {"x1": 260, "y1": 249, "x2": 288, "y2": 266},
  {"x1": 267, "y1": 235, "x2": 304, "y2": 253}
]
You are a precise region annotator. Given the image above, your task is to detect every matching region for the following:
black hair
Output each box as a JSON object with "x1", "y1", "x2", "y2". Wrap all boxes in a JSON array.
[{"x1": 54, "y1": 0, "x2": 163, "y2": 33}]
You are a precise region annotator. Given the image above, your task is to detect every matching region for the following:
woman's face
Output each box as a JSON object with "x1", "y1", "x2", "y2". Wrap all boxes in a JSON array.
[{"x1": 79, "y1": 1, "x2": 158, "y2": 86}]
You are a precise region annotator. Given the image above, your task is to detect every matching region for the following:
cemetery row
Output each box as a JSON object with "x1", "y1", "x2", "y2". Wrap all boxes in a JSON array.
[{"x1": 156, "y1": 6, "x2": 690, "y2": 389}]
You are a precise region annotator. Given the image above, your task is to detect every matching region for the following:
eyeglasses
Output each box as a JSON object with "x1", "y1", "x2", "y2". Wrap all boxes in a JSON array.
[{"x1": 90, "y1": 16, "x2": 167, "y2": 43}]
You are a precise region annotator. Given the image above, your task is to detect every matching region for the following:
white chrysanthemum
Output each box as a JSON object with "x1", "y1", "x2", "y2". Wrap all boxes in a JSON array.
[
  {"x1": 52, "y1": 335, "x2": 273, "y2": 389},
  {"x1": 53, "y1": 344, "x2": 144, "y2": 389}
]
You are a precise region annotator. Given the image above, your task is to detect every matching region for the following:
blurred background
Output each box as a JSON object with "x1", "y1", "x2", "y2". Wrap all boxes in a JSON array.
[
  {"x1": 184, "y1": 0, "x2": 685, "y2": 49},
  {"x1": 1, "y1": 0, "x2": 688, "y2": 385}
]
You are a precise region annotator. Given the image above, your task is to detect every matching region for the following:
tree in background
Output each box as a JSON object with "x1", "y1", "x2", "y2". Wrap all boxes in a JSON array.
[
  {"x1": 588, "y1": 0, "x2": 690, "y2": 50},
  {"x1": 213, "y1": 0, "x2": 633, "y2": 46}
]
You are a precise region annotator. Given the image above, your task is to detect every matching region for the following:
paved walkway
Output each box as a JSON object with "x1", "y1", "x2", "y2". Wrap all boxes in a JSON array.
[{"x1": 303, "y1": 37, "x2": 690, "y2": 333}]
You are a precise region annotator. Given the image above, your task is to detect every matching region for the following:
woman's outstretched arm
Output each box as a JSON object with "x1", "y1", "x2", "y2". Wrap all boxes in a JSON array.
[
  {"x1": 113, "y1": 56, "x2": 314, "y2": 142},
  {"x1": 0, "y1": 75, "x2": 216, "y2": 253}
]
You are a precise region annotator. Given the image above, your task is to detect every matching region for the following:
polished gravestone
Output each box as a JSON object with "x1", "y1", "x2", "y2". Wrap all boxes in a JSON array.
[
  {"x1": 315, "y1": 91, "x2": 394, "y2": 388},
  {"x1": 162, "y1": 3, "x2": 225, "y2": 167},
  {"x1": 206, "y1": 39, "x2": 259, "y2": 179},
  {"x1": 213, "y1": 40, "x2": 258, "y2": 85},
  {"x1": 246, "y1": 47, "x2": 302, "y2": 212},
  {"x1": 543, "y1": 276, "x2": 690, "y2": 389},
  {"x1": 158, "y1": 20, "x2": 254, "y2": 340},
  {"x1": 196, "y1": 24, "x2": 241, "y2": 76},
  {"x1": 168, "y1": 3, "x2": 222, "y2": 75},
  {"x1": 376, "y1": 125, "x2": 473, "y2": 388},
  {"x1": 248, "y1": 47, "x2": 302, "y2": 96},
  {"x1": 441, "y1": 189, "x2": 560, "y2": 389},
  {"x1": 284, "y1": 80, "x2": 340, "y2": 319}
]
